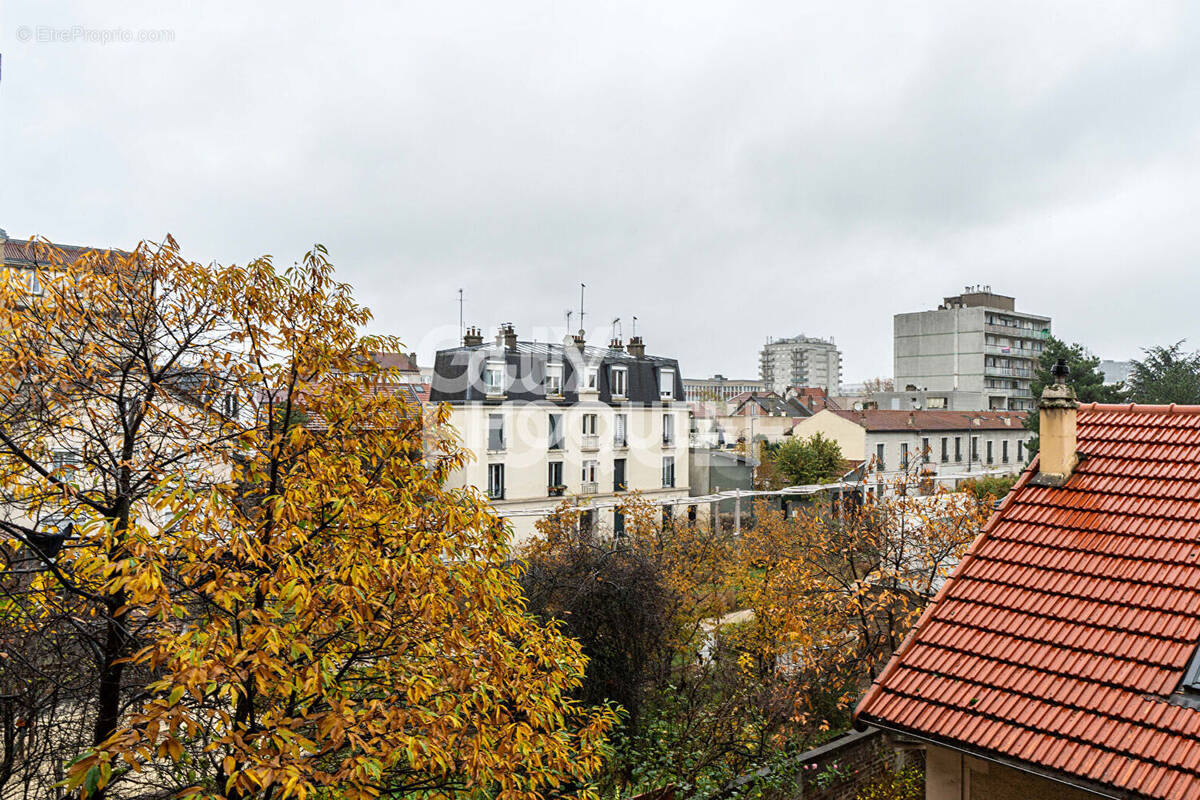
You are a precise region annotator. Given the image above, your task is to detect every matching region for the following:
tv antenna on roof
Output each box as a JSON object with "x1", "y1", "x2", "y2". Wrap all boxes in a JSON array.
[
  {"x1": 579, "y1": 283, "x2": 586, "y2": 335},
  {"x1": 565, "y1": 309, "x2": 573, "y2": 333},
  {"x1": 458, "y1": 289, "x2": 464, "y2": 340},
  {"x1": 611, "y1": 317, "x2": 621, "y2": 341},
  {"x1": 631, "y1": 316, "x2": 638, "y2": 337}
]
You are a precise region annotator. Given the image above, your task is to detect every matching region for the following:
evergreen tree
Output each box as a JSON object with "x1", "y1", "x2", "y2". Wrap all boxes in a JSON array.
[{"x1": 1127, "y1": 341, "x2": 1200, "y2": 404}]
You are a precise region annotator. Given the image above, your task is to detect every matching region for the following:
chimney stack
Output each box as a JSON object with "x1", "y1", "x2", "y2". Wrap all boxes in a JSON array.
[
  {"x1": 462, "y1": 325, "x2": 483, "y2": 347},
  {"x1": 627, "y1": 335, "x2": 646, "y2": 357},
  {"x1": 1037, "y1": 358, "x2": 1079, "y2": 485},
  {"x1": 609, "y1": 337, "x2": 624, "y2": 351},
  {"x1": 501, "y1": 323, "x2": 518, "y2": 350}
]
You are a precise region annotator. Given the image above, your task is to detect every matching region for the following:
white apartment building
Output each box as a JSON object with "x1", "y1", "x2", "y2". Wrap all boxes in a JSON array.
[
  {"x1": 429, "y1": 325, "x2": 690, "y2": 544},
  {"x1": 683, "y1": 375, "x2": 767, "y2": 403},
  {"x1": 894, "y1": 286, "x2": 1051, "y2": 412},
  {"x1": 759, "y1": 335, "x2": 842, "y2": 396},
  {"x1": 790, "y1": 408, "x2": 1032, "y2": 487}
]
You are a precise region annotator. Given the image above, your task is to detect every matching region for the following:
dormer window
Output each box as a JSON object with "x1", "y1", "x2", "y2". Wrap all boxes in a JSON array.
[
  {"x1": 545, "y1": 364, "x2": 563, "y2": 396},
  {"x1": 585, "y1": 367, "x2": 598, "y2": 391},
  {"x1": 659, "y1": 368, "x2": 675, "y2": 400},
  {"x1": 611, "y1": 366, "x2": 627, "y2": 398},
  {"x1": 484, "y1": 361, "x2": 506, "y2": 395}
]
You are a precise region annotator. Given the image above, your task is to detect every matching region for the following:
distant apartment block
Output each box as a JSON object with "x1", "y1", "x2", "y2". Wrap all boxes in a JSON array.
[
  {"x1": 894, "y1": 286, "x2": 1051, "y2": 412},
  {"x1": 1099, "y1": 359, "x2": 1132, "y2": 386},
  {"x1": 683, "y1": 375, "x2": 766, "y2": 403},
  {"x1": 759, "y1": 335, "x2": 842, "y2": 396}
]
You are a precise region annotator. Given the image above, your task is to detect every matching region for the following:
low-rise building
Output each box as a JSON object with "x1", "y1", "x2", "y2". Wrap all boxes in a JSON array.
[
  {"x1": 790, "y1": 408, "x2": 1031, "y2": 484},
  {"x1": 688, "y1": 448, "x2": 756, "y2": 517},
  {"x1": 683, "y1": 375, "x2": 767, "y2": 403},
  {"x1": 690, "y1": 390, "x2": 819, "y2": 448},
  {"x1": 855, "y1": 376, "x2": 1200, "y2": 799},
  {"x1": 430, "y1": 325, "x2": 690, "y2": 544}
]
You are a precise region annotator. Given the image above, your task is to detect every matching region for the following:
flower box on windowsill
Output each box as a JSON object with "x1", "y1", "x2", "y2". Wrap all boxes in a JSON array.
[{"x1": 548, "y1": 485, "x2": 566, "y2": 497}]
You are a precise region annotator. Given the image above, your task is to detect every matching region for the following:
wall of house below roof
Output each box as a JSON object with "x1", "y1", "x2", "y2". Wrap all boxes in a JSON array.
[
  {"x1": 927, "y1": 746, "x2": 1104, "y2": 800},
  {"x1": 790, "y1": 410, "x2": 869, "y2": 461},
  {"x1": 443, "y1": 402, "x2": 690, "y2": 545},
  {"x1": 711, "y1": 414, "x2": 802, "y2": 445}
]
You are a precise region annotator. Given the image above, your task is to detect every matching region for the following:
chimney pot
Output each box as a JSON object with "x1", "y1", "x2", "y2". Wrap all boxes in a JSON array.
[
  {"x1": 502, "y1": 323, "x2": 518, "y2": 350},
  {"x1": 1051, "y1": 358, "x2": 1070, "y2": 383},
  {"x1": 463, "y1": 326, "x2": 483, "y2": 347},
  {"x1": 627, "y1": 335, "x2": 646, "y2": 357}
]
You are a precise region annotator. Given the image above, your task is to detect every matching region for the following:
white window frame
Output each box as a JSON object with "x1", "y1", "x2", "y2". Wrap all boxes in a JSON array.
[
  {"x1": 545, "y1": 363, "x2": 563, "y2": 396},
  {"x1": 614, "y1": 413, "x2": 627, "y2": 447},
  {"x1": 662, "y1": 455, "x2": 675, "y2": 488},
  {"x1": 581, "y1": 459, "x2": 599, "y2": 483},
  {"x1": 484, "y1": 361, "x2": 506, "y2": 395},
  {"x1": 659, "y1": 368, "x2": 675, "y2": 400},
  {"x1": 584, "y1": 367, "x2": 599, "y2": 391},
  {"x1": 582, "y1": 413, "x2": 598, "y2": 435},
  {"x1": 51, "y1": 450, "x2": 81, "y2": 470},
  {"x1": 662, "y1": 412, "x2": 674, "y2": 446},
  {"x1": 611, "y1": 366, "x2": 628, "y2": 398},
  {"x1": 487, "y1": 463, "x2": 505, "y2": 500}
]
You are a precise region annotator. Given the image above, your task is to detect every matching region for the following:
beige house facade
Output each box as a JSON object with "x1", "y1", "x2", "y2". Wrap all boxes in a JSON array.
[
  {"x1": 790, "y1": 408, "x2": 1031, "y2": 484},
  {"x1": 431, "y1": 328, "x2": 690, "y2": 544}
]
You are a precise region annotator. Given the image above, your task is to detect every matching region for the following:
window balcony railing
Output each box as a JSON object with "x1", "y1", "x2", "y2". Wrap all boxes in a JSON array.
[
  {"x1": 580, "y1": 482, "x2": 598, "y2": 495},
  {"x1": 580, "y1": 434, "x2": 600, "y2": 451},
  {"x1": 985, "y1": 365, "x2": 1033, "y2": 378},
  {"x1": 985, "y1": 344, "x2": 1037, "y2": 358}
]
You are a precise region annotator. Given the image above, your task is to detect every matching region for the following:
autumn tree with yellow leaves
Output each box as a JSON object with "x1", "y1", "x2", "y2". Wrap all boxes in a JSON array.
[
  {"x1": 0, "y1": 239, "x2": 613, "y2": 800},
  {"x1": 521, "y1": 486, "x2": 990, "y2": 799}
]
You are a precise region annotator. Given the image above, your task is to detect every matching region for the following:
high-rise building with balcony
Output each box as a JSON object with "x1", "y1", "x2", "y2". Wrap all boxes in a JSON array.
[
  {"x1": 893, "y1": 286, "x2": 1051, "y2": 412},
  {"x1": 759, "y1": 335, "x2": 842, "y2": 396}
]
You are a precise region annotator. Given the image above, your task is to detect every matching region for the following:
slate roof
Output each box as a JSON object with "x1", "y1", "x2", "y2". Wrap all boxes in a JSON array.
[
  {"x1": 825, "y1": 408, "x2": 1026, "y2": 432},
  {"x1": 727, "y1": 391, "x2": 813, "y2": 418},
  {"x1": 429, "y1": 340, "x2": 682, "y2": 404},
  {"x1": 855, "y1": 403, "x2": 1200, "y2": 799}
]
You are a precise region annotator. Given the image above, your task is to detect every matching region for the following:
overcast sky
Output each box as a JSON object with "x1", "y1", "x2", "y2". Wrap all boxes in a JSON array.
[{"x1": 3, "y1": 1, "x2": 1199, "y2": 381}]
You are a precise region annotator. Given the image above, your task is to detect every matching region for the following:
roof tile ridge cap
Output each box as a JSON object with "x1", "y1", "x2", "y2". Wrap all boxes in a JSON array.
[
  {"x1": 1085, "y1": 403, "x2": 1200, "y2": 415},
  {"x1": 854, "y1": 461, "x2": 1038, "y2": 725}
]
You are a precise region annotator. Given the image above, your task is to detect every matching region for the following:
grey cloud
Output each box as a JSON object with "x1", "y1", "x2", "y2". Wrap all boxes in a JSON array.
[{"x1": 4, "y1": 0, "x2": 1200, "y2": 380}]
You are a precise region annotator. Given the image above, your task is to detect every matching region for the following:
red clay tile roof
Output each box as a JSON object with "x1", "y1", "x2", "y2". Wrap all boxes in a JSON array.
[
  {"x1": 855, "y1": 403, "x2": 1200, "y2": 799},
  {"x1": 827, "y1": 408, "x2": 1026, "y2": 432},
  {"x1": 2, "y1": 238, "x2": 120, "y2": 266},
  {"x1": 369, "y1": 351, "x2": 420, "y2": 372}
]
